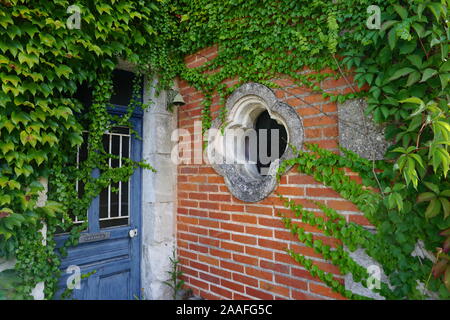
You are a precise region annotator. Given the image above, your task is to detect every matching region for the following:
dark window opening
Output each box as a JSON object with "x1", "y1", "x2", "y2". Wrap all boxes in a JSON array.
[{"x1": 255, "y1": 111, "x2": 288, "y2": 175}]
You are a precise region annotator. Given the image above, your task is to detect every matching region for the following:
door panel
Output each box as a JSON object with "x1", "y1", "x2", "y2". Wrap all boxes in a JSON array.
[{"x1": 55, "y1": 70, "x2": 143, "y2": 300}]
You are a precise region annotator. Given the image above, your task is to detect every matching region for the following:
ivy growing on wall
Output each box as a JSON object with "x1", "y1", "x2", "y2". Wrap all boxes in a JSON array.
[
  {"x1": 174, "y1": 0, "x2": 450, "y2": 299},
  {"x1": 0, "y1": 0, "x2": 179, "y2": 299},
  {"x1": 0, "y1": 0, "x2": 448, "y2": 299}
]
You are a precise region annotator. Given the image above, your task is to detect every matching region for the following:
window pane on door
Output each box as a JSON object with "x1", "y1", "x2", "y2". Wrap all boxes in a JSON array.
[{"x1": 99, "y1": 127, "x2": 131, "y2": 229}]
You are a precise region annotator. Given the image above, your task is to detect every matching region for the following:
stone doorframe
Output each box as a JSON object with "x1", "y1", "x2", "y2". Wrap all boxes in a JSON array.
[{"x1": 140, "y1": 75, "x2": 177, "y2": 300}]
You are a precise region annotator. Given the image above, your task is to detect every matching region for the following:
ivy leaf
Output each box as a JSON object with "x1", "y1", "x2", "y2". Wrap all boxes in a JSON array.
[
  {"x1": 425, "y1": 198, "x2": 441, "y2": 219},
  {"x1": 54, "y1": 65, "x2": 73, "y2": 79},
  {"x1": 440, "y1": 198, "x2": 450, "y2": 219},
  {"x1": 18, "y1": 52, "x2": 39, "y2": 68},
  {"x1": 389, "y1": 67, "x2": 415, "y2": 81},
  {"x1": 440, "y1": 61, "x2": 450, "y2": 73},
  {"x1": 417, "y1": 192, "x2": 436, "y2": 203},
  {"x1": 393, "y1": 4, "x2": 409, "y2": 19},
  {"x1": 406, "y1": 71, "x2": 421, "y2": 87},
  {"x1": 439, "y1": 73, "x2": 450, "y2": 89},
  {"x1": 420, "y1": 68, "x2": 438, "y2": 82}
]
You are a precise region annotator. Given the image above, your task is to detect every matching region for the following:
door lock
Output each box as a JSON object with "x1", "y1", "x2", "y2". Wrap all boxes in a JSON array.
[{"x1": 129, "y1": 229, "x2": 138, "y2": 238}]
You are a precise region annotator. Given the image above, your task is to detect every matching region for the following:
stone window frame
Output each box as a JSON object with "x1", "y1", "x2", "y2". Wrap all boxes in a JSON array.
[{"x1": 208, "y1": 82, "x2": 304, "y2": 202}]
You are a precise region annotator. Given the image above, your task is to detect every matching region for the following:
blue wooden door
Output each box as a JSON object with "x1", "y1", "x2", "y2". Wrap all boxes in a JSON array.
[{"x1": 55, "y1": 70, "x2": 143, "y2": 300}]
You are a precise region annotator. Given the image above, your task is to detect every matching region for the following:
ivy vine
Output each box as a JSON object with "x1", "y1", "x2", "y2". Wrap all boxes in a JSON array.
[{"x1": 0, "y1": 0, "x2": 448, "y2": 300}]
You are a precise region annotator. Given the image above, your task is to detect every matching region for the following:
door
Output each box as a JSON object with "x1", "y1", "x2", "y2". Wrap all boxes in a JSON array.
[{"x1": 55, "y1": 70, "x2": 143, "y2": 300}]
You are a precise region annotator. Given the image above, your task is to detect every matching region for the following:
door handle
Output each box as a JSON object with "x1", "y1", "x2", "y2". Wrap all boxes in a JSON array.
[{"x1": 129, "y1": 228, "x2": 138, "y2": 238}]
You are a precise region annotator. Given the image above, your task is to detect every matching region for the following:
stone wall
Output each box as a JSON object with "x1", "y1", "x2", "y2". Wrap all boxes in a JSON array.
[{"x1": 175, "y1": 45, "x2": 380, "y2": 300}]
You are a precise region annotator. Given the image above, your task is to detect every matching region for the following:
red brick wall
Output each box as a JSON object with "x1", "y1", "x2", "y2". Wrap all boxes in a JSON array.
[{"x1": 176, "y1": 45, "x2": 369, "y2": 300}]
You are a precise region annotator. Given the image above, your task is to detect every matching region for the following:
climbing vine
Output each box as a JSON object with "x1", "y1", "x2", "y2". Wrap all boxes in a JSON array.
[
  {"x1": 0, "y1": 0, "x2": 448, "y2": 299},
  {"x1": 0, "y1": 0, "x2": 179, "y2": 299}
]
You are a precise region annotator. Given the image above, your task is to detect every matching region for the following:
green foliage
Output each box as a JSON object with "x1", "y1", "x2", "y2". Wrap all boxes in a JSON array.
[
  {"x1": 0, "y1": 0, "x2": 177, "y2": 299},
  {"x1": 163, "y1": 249, "x2": 185, "y2": 300},
  {"x1": 0, "y1": 0, "x2": 448, "y2": 300}
]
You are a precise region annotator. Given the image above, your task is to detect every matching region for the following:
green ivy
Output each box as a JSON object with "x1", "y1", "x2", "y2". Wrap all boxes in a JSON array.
[{"x1": 0, "y1": 0, "x2": 448, "y2": 300}]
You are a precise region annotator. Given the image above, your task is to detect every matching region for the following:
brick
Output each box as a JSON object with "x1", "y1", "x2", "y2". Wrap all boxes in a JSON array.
[
  {"x1": 232, "y1": 234, "x2": 257, "y2": 245},
  {"x1": 189, "y1": 243, "x2": 209, "y2": 254},
  {"x1": 306, "y1": 187, "x2": 341, "y2": 198},
  {"x1": 189, "y1": 277, "x2": 209, "y2": 290},
  {"x1": 327, "y1": 200, "x2": 359, "y2": 212},
  {"x1": 199, "y1": 185, "x2": 219, "y2": 192},
  {"x1": 207, "y1": 176, "x2": 224, "y2": 184},
  {"x1": 189, "y1": 192, "x2": 208, "y2": 200},
  {"x1": 232, "y1": 214, "x2": 257, "y2": 224},
  {"x1": 210, "y1": 266, "x2": 232, "y2": 279},
  {"x1": 233, "y1": 273, "x2": 259, "y2": 287},
  {"x1": 274, "y1": 230, "x2": 297, "y2": 242},
  {"x1": 305, "y1": 128, "x2": 322, "y2": 139},
  {"x1": 220, "y1": 241, "x2": 245, "y2": 253},
  {"x1": 179, "y1": 249, "x2": 197, "y2": 261},
  {"x1": 180, "y1": 167, "x2": 198, "y2": 174},
  {"x1": 209, "y1": 194, "x2": 232, "y2": 202},
  {"x1": 291, "y1": 267, "x2": 317, "y2": 281},
  {"x1": 322, "y1": 103, "x2": 337, "y2": 113},
  {"x1": 189, "y1": 209, "x2": 208, "y2": 217},
  {"x1": 298, "y1": 106, "x2": 321, "y2": 117},
  {"x1": 348, "y1": 214, "x2": 372, "y2": 226},
  {"x1": 179, "y1": 232, "x2": 198, "y2": 242},
  {"x1": 245, "y1": 205, "x2": 273, "y2": 215},
  {"x1": 199, "y1": 236, "x2": 220, "y2": 247},
  {"x1": 303, "y1": 116, "x2": 337, "y2": 127},
  {"x1": 209, "y1": 211, "x2": 231, "y2": 221},
  {"x1": 210, "y1": 285, "x2": 233, "y2": 299},
  {"x1": 198, "y1": 167, "x2": 216, "y2": 175},
  {"x1": 188, "y1": 175, "x2": 207, "y2": 183},
  {"x1": 275, "y1": 275, "x2": 307, "y2": 291},
  {"x1": 180, "y1": 266, "x2": 199, "y2": 278},
  {"x1": 233, "y1": 293, "x2": 253, "y2": 300},
  {"x1": 322, "y1": 126, "x2": 339, "y2": 137},
  {"x1": 233, "y1": 253, "x2": 258, "y2": 266},
  {"x1": 246, "y1": 226, "x2": 273, "y2": 238},
  {"x1": 258, "y1": 238, "x2": 288, "y2": 252},
  {"x1": 198, "y1": 219, "x2": 220, "y2": 228},
  {"x1": 258, "y1": 217, "x2": 285, "y2": 229},
  {"x1": 220, "y1": 222, "x2": 245, "y2": 233},
  {"x1": 210, "y1": 248, "x2": 232, "y2": 259},
  {"x1": 316, "y1": 139, "x2": 338, "y2": 149},
  {"x1": 221, "y1": 204, "x2": 245, "y2": 212},
  {"x1": 190, "y1": 261, "x2": 209, "y2": 272},
  {"x1": 260, "y1": 260, "x2": 290, "y2": 274},
  {"x1": 198, "y1": 255, "x2": 219, "y2": 266},
  {"x1": 221, "y1": 279, "x2": 245, "y2": 293},
  {"x1": 245, "y1": 267, "x2": 273, "y2": 281},
  {"x1": 209, "y1": 230, "x2": 231, "y2": 240},
  {"x1": 199, "y1": 272, "x2": 221, "y2": 284},
  {"x1": 179, "y1": 199, "x2": 198, "y2": 208},
  {"x1": 245, "y1": 246, "x2": 273, "y2": 260},
  {"x1": 276, "y1": 186, "x2": 304, "y2": 196},
  {"x1": 292, "y1": 290, "x2": 323, "y2": 300},
  {"x1": 221, "y1": 260, "x2": 244, "y2": 273},
  {"x1": 188, "y1": 225, "x2": 208, "y2": 235},
  {"x1": 260, "y1": 281, "x2": 290, "y2": 297},
  {"x1": 309, "y1": 283, "x2": 346, "y2": 300},
  {"x1": 246, "y1": 287, "x2": 274, "y2": 300},
  {"x1": 288, "y1": 175, "x2": 319, "y2": 185},
  {"x1": 199, "y1": 202, "x2": 220, "y2": 210},
  {"x1": 199, "y1": 290, "x2": 221, "y2": 300}
]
